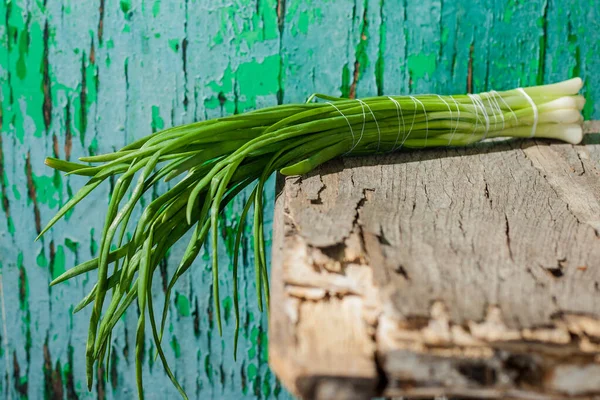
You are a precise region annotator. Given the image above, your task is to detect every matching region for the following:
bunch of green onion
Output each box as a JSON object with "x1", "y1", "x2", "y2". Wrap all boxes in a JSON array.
[{"x1": 39, "y1": 78, "x2": 586, "y2": 398}]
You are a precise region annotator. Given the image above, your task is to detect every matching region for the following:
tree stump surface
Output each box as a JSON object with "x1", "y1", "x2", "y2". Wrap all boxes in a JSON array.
[{"x1": 270, "y1": 124, "x2": 600, "y2": 400}]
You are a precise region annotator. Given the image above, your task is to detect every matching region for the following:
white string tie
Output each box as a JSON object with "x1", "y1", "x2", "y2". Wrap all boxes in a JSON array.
[
  {"x1": 412, "y1": 96, "x2": 428, "y2": 147},
  {"x1": 327, "y1": 102, "x2": 356, "y2": 155},
  {"x1": 351, "y1": 99, "x2": 367, "y2": 154},
  {"x1": 437, "y1": 95, "x2": 453, "y2": 144},
  {"x1": 517, "y1": 87, "x2": 538, "y2": 138},
  {"x1": 388, "y1": 96, "x2": 405, "y2": 152},
  {"x1": 468, "y1": 94, "x2": 480, "y2": 140},
  {"x1": 473, "y1": 94, "x2": 490, "y2": 138},
  {"x1": 488, "y1": 90, "x2": 505, "y2": 131},
  {"x1": 485, "y1": 93, "x2": 499, "y2": 131},
  {"x1": 397, "y1": 97, "x2": 418, "y2": 151},
  {"x1": 448, "y1": 95, "x2": 461, "y2": 145},
  {"x1": 357, "y1": 99, "x2": 382, "y2": 152},
  {"x1": 495, "y1": 90, "x2": 519, "y2": 125}
]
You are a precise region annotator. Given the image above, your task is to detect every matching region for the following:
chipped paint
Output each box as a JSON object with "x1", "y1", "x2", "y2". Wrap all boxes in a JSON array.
[
  {"x1": 0, "y1": 0, "x2": 599, "y2": 399},
  {"x1": 175, "y1": 292, "x2": 191, "y2": 317}
]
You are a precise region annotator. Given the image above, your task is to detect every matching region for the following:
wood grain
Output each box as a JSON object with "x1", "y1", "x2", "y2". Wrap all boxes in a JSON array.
[{"x1": 270, "y1": 136, "x2": 600, "y2": 399}]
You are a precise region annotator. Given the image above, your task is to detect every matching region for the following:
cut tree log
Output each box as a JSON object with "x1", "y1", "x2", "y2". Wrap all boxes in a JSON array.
[{"x1": 269, "y1": 127, "x2": 600, "y2": 399}]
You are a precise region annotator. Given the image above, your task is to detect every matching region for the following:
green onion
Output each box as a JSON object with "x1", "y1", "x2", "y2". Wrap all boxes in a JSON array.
[{"x1": 39, "y1": 78, "x2": 586, "y2": 398}]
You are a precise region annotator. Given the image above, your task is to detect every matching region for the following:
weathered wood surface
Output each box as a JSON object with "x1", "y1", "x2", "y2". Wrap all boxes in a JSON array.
[
  {"x1": 1, "y1": 0, "x2": 600, "y2": 399},
  {"x1": 270, "y1": 127, "x2": 600, "y2": 399}
]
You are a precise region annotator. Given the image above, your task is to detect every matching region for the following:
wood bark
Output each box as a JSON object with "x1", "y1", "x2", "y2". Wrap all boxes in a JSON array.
[{"x1": 270, "y1": 128, "x2": 600, "y2": 399}]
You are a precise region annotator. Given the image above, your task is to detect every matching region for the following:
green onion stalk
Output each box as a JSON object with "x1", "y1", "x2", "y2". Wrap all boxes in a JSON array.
[{"x1": 39, "y1": 77, "x2": 586, "y2": 398}]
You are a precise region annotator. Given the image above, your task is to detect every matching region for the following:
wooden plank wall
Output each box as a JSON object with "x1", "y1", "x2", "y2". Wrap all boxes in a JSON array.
[{"x1": 0, "y1": 0, "x2": 598, "y2": 398}]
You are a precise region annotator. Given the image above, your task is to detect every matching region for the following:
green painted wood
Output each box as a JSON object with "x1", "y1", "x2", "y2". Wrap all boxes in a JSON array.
[{"x1": 0, "y1": 0, "x2": 598, "y2": 399}]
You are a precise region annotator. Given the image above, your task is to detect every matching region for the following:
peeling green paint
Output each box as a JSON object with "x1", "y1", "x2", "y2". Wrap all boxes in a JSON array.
[
  {"x1": 170, "y1": 336, "x2": 181, "y2": 358},
  {"x1": 440, "y1": 27, "x2": 450, "y2": 45},
  {"x1": 7, "y1": 218, "x2": 15, "y2": 235},
  {"x1": 408, "y1": 53, "x2": 437, "y2": 82},
  {"x1": 88, "y1": 136, "x2": 98, "y2": 155},
  {"x1": 64, "y1": 238, "x2": 79, "y2": 254},
  {"x1": 204, "y1": 354, "x2": 213, "y2": 381},
  {"x1": 12, "y1": 184, "x2": 21, "y2": 200},
  {"x1": 16, "y1": 25, "x2": 29, "y2": 80},
  {"x1": 236, "y1": 55, "x2": 283, "y2": 107},
  {"x1": 31, "y1": 172, "x2": 62, "y2": 209},
  {"x1": 340, "y1": 63, "x2": 351, "y2": 98},
  {"x1": 152, "y1": 0, "x2": 161, "y2": 17},
  {"x1": 262, "y1": 369, "x2": 272, "y2": 397},
  {"x1": 353, "y1": 0, "x2": 371, "y2": 91},
  {"x1": 205, "y1": 55, "x2": 281, "y2": 113},
  {"x1": 36, "y1": 248, "x2": 48, "y2": 268},
  {"x1": 90, "y1": 228, "x2": 98, "y2": 257},
  {"x1": 120, "y1": 0, "x2": 131, "y2": 16},
  {"x1": 205, "y1": 64, "x2": 235, "y2": 112},
  {"x1": 3, "y1": 1, "x2": 46, "y2": 141},
  {"x1": 176, "y1": 292, "x2": 191, "y2": 317},
  {"x1": 168, "y1": 39, "x2": 180, "y2": 52},
  {"x1": 297, "y1": 12, "x2": 310, "y2": 36},
  {"x1": 247, "y1": 363, "x2": 257, "y2": 381},
  {"x1": 78, "y1": 50, "x2": 99, "y2": 147},
  {"x1": 51, "y1": 245, "x2": 66, "y2": 281},
  {"x1": 222, "y1": 296, "x2": 232, "y2": 323},
  {"x1": 210, "y1": 3, "x2": 278, "y2": 50},
  {"x1": 151, "y1": 105, "x2": 164, "y2": 132}
]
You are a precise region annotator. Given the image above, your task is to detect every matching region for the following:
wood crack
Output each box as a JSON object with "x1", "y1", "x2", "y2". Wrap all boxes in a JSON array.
[
  {"x1": 42, "y1": 20, "x2": 52, "y2": 131},
  {"x1": 273, "y1": 135, "x2": 600, "y2": 398},
  {"x1": 0, "y1": 134, "x2": 10, "y2": 221},
  {"x1": 504, "y1": 212, "x2": 514, "y2": 262},
  {"x1": 25, "y1": 151, "x2": 41, "y2": 234},
  {"x1": 522, "y1": 144, "x2": 600, "y2": 237},
  {"x1": 349, "y1": 1, "x2": 369, "y2": 99}
]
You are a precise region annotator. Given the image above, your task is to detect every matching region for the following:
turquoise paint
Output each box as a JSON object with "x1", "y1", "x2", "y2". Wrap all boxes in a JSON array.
[
  {"x1": 120, "y1": 0, "x2": 132, "y2": 17},
  {"x1": 176, "y1": 292, "x2": 191, "y2": 317},
  {"x1": 50, "y1": 244, "x2": 66, "y2": 281},
  {"x1": 0, "y1": 0, "x2": 599, "y2": 399},
  {"x1": 36, "y1": 248, "x2": 48, "y2": 268},
  {"x1": 2, "y1": 1, "x2": 47, "y2": 142},
  {"x1": 408, "y1": 53, "x2": 437, "y2": 81},
  {"x1": 151, "y1": 105, "x2": 165, "y2": 132},
  {"x1": 152, "y1": 1, "x2": 161, "y2": 18}
]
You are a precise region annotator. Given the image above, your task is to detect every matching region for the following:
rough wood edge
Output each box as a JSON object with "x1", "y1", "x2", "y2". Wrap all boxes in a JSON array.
[
  {"x1": 270, "y1": 175, "x2": 381, "y2": 399},
  {"x1": 269, "y1": 138, "x2": 600, "y2": 399}
]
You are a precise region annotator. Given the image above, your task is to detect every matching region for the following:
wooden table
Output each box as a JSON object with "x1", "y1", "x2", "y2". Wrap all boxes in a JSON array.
[{"x1": 269, "y1": 122, "x2": 600, "y2": 399}]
